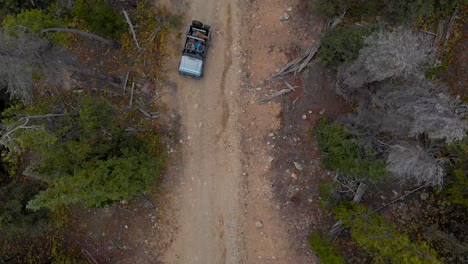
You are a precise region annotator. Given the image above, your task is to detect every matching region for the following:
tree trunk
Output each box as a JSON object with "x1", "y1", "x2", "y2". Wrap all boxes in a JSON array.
[
  {"x1": 42, "y1": 28, "x2": 119, "y2": 47},
  {"x1": 122, "y1": 10, "x2": 142, "y2": 50},
  {"x1": 272, "y1": 11, "x2": 346, "y2": 79},
  {"x1": 353, "y1": 183, "x2": 367, "y2": 203}
]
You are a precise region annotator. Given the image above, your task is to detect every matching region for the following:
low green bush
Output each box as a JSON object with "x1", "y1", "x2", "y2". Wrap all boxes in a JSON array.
[
  {"x1": 334, "y1": 202, "x2": 442, "y2": 263},
  {"x1": 309, "y1": 231, "x2": 345, "y2": 264},
  {"x1": 0, "y1": 181, "x2": 49, "y2": 237},
  {"x1": 0, "y1": 0, "x2": 54, "y2": 19},
  {"x1": 310, "y1": 118, "x2": 388, "y2": 183},
  {"x1": 2, "y1": 7, "x2": 67, "y2": 44},
  {"x1": 382, "y1": 0, "x2": 463, "y2": 24},
  {"x1": 318, "y1": 25, "x2": 377, "y2": 70},
  {"x1": 167, "y1": 14, "x2": 183, "y2": 28},
  {"x1": 72, "y1": 0, "x2": 126, "y2": 39},
  {"x1": 2, "y1": 95, "x2": 164, "y2": 211},
  {"x1": 347, "y1": 0, "x2": 463, "y2": 25},
  {"x1": 312, "y1": 0, "x2": 463, "y2": 25},
  {"x1": 312, "y1": 0, "x2": 350, "y2": 18},
  {"x1": 444, "y1": 138, "x2": 468, "y2": 206},
  {"x1": 425, "y1": 63, "x2": 448, "y2": 80},
  {"x1": 318, "y1": 181, "x2": 341, "y2": 209}
]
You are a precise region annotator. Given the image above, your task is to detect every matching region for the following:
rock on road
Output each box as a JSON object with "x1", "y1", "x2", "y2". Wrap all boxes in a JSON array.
[{"x1": 162, "y1": 0, "x2": 245, "y2": 263}]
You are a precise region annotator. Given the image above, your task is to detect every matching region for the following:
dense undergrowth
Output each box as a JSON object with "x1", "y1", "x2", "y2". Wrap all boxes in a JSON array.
[
  {"x1": 308, "y1": 0, "x2": 467, "y2": 263},
  {"x1": 0, "y1": 0, "x2": 180, "y2": 262}
]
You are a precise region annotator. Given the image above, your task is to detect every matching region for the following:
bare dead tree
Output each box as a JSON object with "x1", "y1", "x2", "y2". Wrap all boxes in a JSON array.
[
  {"x1": 0, "y1": 30, "x2": 75, "y2": 104},
  {"x1": 408, "y1": 93, "x2": 468, "y2": 143},
  {"x1": 336, "y1": 28, "x2": 436, "y2": 101},
  {"x1": 339, "y1": 106, "x2": 388, "y2": 137},
  {"x1": 342, "y1": 80, "x2": 467, "y2": 144},
  {"x1": 386, "y1": 144, "x2": 446, "y2": 187},
  {"x1": 373, "y1": 81, "x2": 467, "y2": 143},
  {"x1": 0, "y1": 29, "x2": 127, "y2": 103}
]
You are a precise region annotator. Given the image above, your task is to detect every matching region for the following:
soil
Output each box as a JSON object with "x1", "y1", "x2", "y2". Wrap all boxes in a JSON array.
[
  {"x1": 65, "y1": 0, "x2": 350, "y2": 263},
  {"x1": 156, "y1": 0, "x2": 348, "y2": 262}
]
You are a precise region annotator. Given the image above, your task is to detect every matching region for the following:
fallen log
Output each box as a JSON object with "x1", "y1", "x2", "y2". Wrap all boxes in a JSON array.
[
  {"x1": 257, "y1": 81, "x2": 297, "y2": 104},
  {"x1": 124, "y1": 125, "x2": 147, "y2": 133},
  {"x1": 419, "y1": 29, "x2": 437, "y2": 36},
  {"x1": 124, "y1": 126, "x2": 146, "y2": 132},
  {"x1": 353, "y1": 183, "x2": 368, "y2": 203},
  {"x1": 129, "y1": 82, "x2": 135, "y2": 107},
  {"x1": 434, "y1": 20, "x2": 447, "y2": 47},
  {"x1": 272, "y1": 11, "x2": 346, "y2": 79},
  {"x1": 138, "y1": 107, "x2": 158, "y2": 119},
  {"x1": 123, "y1": 71, "x2": 129, "y2": 94},
  {"x1": 42, "y1": 27, "x2": 118, "y2": 47},
  {"x1": 135, "y1": 20, "x2": 163, "y2": 61},
  {"x1": 328, "y1": 220, "x2": 343, "y2": 238},
  {"x1": 122, "y1": 10, "x2": 142, "y2": 50},
  {"x1": 445, "y1": 8, "x2": 459, "y2": 47}
]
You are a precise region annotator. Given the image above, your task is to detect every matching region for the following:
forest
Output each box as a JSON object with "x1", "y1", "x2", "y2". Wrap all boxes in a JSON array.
[
  {"x1": 0, "y1": 0, "x2": 178, "y2": 262},
  {"x1": 307, "y1": 0, "x2": 467, "y2": 263},
  {"x1": 0, "y1": 0, "x2": 467, "y2": 263}
]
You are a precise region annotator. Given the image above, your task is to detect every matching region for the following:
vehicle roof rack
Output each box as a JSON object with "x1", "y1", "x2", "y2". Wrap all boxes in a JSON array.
[
  {"x1": 187, "y1": 35, "x2": 206, "y2": 42},
  {"x1": 192, "y1": 27, "x2": 207, "y2": 34}
]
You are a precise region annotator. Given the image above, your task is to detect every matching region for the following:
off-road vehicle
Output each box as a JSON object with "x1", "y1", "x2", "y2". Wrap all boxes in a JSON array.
[{"x1": 178, "y1": 20, "x2": 211, "y2": 79}]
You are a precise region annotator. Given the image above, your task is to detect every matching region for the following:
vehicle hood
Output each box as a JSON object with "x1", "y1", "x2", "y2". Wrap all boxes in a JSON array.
[{"x1": 179, "y1": 55, "x2": 203, "y2": 77}]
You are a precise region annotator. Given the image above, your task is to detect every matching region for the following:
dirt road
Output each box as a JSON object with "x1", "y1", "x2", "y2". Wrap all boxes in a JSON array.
[{"x1": 162, "y1": 0, "x2": 245, "y2": 263}]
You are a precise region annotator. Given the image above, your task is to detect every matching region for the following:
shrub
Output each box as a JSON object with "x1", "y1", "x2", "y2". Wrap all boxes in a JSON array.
[
  {"x1": 382, "y1": 0, "x2": 463, "y2": 24},
  {"x1": 167, "y1": 14, "x2": 183, "y2": 28},
  {"x1": 3, "y1": 95, "x2": 164, "y2": 211},
  {"x1": 72, "y1": 0, "x2": 126, "y2": 39},
  {"x1": 0, "y1": 181, "x2": 49, "y2": 237},
  {"x1": 311, "y1": 117, "x2": 388, "y2": 183},
  {"x1": 318, "y1": 25, "x2": 377, "y2": 70},
  {"x1": 318, "y1": 181, "x2": 342, "y2": 209},
  {"x1": 425, "y1": 63, "x2": 448, "y2": 80},
  {"x1": 444, "y1": 139, "x2": 468, "y2": 206},
  {"x1": 309, "y1": 231, "x2": 345, "y2": 264},
  {"x1": 386, "y1": 145, "x2": 446, "y2": 187},
  {"x1": 312, "y1": 0, "x2": 350, "y2": 18},
  {"x1": 313, "y1": 0, "x2": 462, "y2": 24},
  {"x1": 382, "y1": 0, "x2": 434, "y2": 24},
  {"x1": 0, "y1": 0, "x2": 54, "y2": 18},
  {"x1": 346, "y1": 0, "x2": 380, "y2": 21},
  {"x1": 333, "y1": 202, "x2": 442, "y2": 263},
  {"x1": 2, "y1": 7, "x2": 67, "y2": 44}
]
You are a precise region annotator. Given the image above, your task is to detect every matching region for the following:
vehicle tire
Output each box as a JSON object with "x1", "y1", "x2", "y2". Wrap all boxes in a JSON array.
[
  {"x1": 203, "y1": 25, "x2": 210, "y2": 30},
  {"x1": 192, "y1": 20, "x2": 203, "y2": 28}
]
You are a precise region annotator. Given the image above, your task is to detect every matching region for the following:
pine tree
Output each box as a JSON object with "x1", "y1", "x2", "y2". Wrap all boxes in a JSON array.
[{"x1": 1, "y1": 95, "x2": 164, "y2": 211}]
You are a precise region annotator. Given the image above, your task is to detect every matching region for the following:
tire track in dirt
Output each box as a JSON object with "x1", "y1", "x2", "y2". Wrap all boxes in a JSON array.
[
  {"x1": 218, "y1": 3, "x2": 232, "y2": 141},
  {"x1": 161, "y1": 0, "x2": 244, "y2": 263}
]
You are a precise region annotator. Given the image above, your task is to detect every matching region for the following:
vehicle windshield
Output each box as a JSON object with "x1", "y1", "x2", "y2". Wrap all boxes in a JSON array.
[{"x1": 184, "y1": 52, "x2": 203, "y2": 60}]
